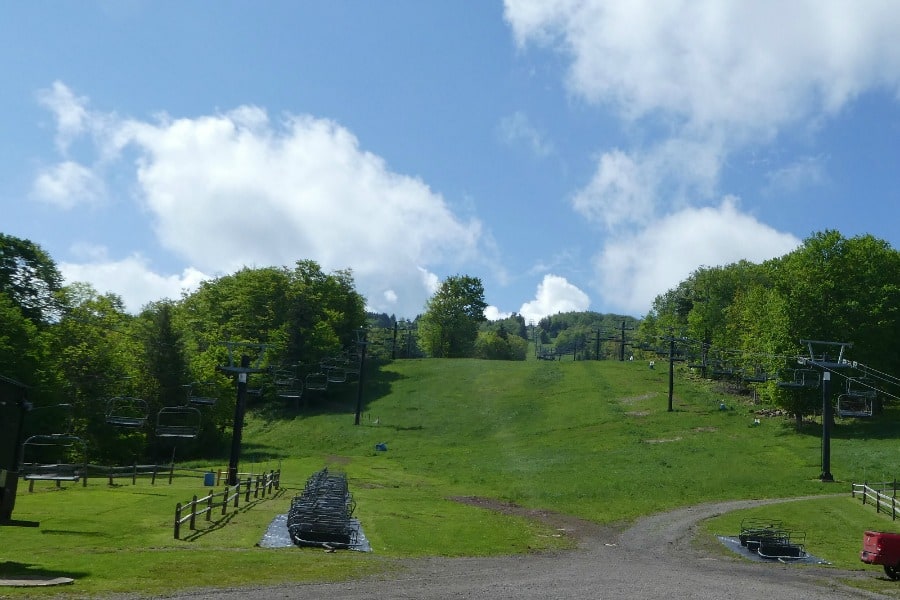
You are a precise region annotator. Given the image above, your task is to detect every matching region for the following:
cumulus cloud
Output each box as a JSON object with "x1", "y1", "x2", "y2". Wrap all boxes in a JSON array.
[
  {"x1": 505, "y1": 1, "x2": 900, "y2": 134},
  {"x1": 593, "y1": 198, "x2": 800, "y2": 316},
  {"x1": 37, "y1": 81, "x2": 90, "y2": 154},
  {"x1": 519, "y1": 274, "x2": 590, "y2": 324},
  {"x1": 484, "y1": 305, "x2": 512, "y2": 321},
  {"x1": 31, "y1": 161, "x2": 106, "y2": 208},
  {"x1": 60, "y1": 251, "x2": 209, "y2": 313},
  {"x1": 37, "y1": 82, "x2": 485, "y2": 318},
  {"x1": 505, "y1": 1, "x2": 897, "y2": 315}
]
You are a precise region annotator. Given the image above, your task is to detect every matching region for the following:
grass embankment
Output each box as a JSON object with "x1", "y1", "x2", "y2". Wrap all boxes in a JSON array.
[{"x1": 4, "y1": 358, "x2": 898, "y2": 596}]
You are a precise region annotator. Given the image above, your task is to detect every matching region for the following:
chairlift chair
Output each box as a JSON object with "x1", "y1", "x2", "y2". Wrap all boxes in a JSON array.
[
  {"x1": 186, "y1": 381, "x2": 217, "y2": 407},
  {"x1": 777, "y1": 368, "x2": 820, "y2": 390},
  {"x1": 305, "y1": 373, "x2": 328, "y2": 392},
  {"x1": 272, "y1": 368, "x2": 295, "y2": 387},
  {"x1": 105, "y1": 396, "x2": 149, "y2": 428},
  {"x1": 742, "y1": 367, "x2": 769, "y2": 384},
  {"x1": 325, "y1": 367, "x2": 347, "y2": 384},
  {"x1": 836, "y1": 392, "x2": 874, "y2": 418},
  {"x1": 846, "y1": 376, "x2": 877, "y2": 398},
  {"x1": 20, "y1": 434, "x2": 87, "y2": 482},
  {"x1": 155, "y1": 406, "x2": 201, "y2": 439}
]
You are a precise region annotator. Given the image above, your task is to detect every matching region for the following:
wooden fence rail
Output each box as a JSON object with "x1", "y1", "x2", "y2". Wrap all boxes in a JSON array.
[
  {"x1": 851, "y1": 481, "x2": 898, "y2": 521},
  {"x1": 25, "y1": 462, "x2": 177, "y2": 491},
  {"x1": 174, "y1": 469, "x2": 280, "y2": 539}
]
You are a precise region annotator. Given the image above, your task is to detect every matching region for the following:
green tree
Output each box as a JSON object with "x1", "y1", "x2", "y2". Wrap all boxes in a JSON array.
[
  {"x1": 0, "y1": 233, "x2": 63, "y2": 324},
  {"x1": 474, "y1": 330, "x2": 527, "y2": 360},
  {"x1": 419, "y1": 275, "x2": 487, "y2": 358}
]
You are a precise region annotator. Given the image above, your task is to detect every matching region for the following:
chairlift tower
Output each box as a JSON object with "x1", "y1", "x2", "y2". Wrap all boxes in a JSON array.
[
  {"x1": 217, "y1": 342, "x2": 269, "y2": 486},
  {"x1": 354, "y1": 328, "x2": 369, "y2": 426},
  {"x1": 799, "y1": 339, "x2": 853, "y2": 483}
]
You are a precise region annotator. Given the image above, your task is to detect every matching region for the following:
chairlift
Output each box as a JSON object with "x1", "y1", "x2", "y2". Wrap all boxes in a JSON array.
[
  {"x1": 272, "y1": 368, "x2": 295, "y2": 387},
  {"x1": 20, "y1": 434, "x2": 87, "y2": 482},
  {"x1": 777, "y1": 368, "x2": 820, "y2": 390},
  {"x1": 710, "y1": 362, "x2": 736, "y2": 378},
  {"x1": 742, "y1": 367, "x2": 769, "y2": 384},
  {"x1": 326, "y1": 367, "x2": 347, "y2": 384},
  {"x1": 155, "y1": 406, "x2": 201, "y2": 439},
  {"x1": 105, "y1": 396, "x2": 149, "y2": 428},
  {"x1": 277, "y1": 378, "x2": 303, "y2": 399},
  {"x1": 186, "y1": 381, "x2": 217, "y2": 407},
  {"x1": 305, "y1": 373, "x2": 328, "y2": 392},
  {"x1": 836, "y1": 393, "x2": 874, "y2": 418},
  {"x1": 846, "y1": 376, "x2": 877, "y2": 398}
]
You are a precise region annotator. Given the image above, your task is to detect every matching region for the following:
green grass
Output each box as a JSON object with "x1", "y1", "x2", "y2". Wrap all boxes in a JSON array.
[{"x1": 4, "y1": 358, "x2": 899, "y2": 596}]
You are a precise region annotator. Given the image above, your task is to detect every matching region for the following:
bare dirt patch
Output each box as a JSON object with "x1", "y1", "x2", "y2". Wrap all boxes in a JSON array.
[
  {"x1": 618, "y1": 392, "x2": 657, "y2": 405},
  {"x1": 449, "y1": 496, "x2": 621, "y2": 546}
]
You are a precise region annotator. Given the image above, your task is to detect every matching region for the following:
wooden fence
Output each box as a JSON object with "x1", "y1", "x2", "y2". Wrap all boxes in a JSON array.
[
  {"x1": 174, "y1": 469, "x2": 280, "y2": 539},
  {"x1": 851, "y1": 481, "x2": 899, "y2": 520},
  {"x1": 25, "y1": 462, "x2": 177, "y2": 490}
]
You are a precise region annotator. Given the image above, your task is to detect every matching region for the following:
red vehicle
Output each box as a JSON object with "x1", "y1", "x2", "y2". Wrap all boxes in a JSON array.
[{"x1": 860, "y1": 530, "x2": 900, "y2": 580}]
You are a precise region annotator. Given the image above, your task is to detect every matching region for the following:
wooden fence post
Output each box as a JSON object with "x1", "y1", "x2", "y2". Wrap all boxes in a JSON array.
[
  {"x1": 206, "y1": 490, "x2": 213, "y2": 521},
  {"x1": 863, "y1": 482, "x2": 867, "y2": 505},
  {"x1": 245, "y1": 477, "x2": 252, "y2": 503},
  {"x1": 174, "y1": 503, "x2": 182, "y2": 539},
  {"x1": 189, "y1": 495, "x2": 198, "y2": 531},
  {"x1": 151, "y1": 465, "x2": 157, "y2": 485},
  {"x1": 221, "y1": 486, "x2": 229, "y2": 516}
]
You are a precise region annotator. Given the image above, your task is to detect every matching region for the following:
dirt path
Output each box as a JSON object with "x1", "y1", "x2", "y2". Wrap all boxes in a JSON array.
[{"x1": 165, "y1": 496, "x2": 892, "y2": 600}]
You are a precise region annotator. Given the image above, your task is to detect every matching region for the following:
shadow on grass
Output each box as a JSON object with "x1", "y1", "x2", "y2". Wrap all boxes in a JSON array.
[
  {"x1": 254, "y1": 364, "x2": 405, "y2": 424},
  {"x1": 179, "y1": 487, "x2": 287, "y2": 542},
  {"x1": 0, "y1": 560, "x2": 89, "y2": 580},
  {"x1": 792, "y1": 409, "x2": 900, "y2": 441}
]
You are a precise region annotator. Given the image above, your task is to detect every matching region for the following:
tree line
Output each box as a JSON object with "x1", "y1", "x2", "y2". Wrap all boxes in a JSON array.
[
  {"x1": 636, "y1": 230, "x2": 900, "y2": 427},
  {"x1": 0, "y1": 233, "x2": 368, "y2": 463}
]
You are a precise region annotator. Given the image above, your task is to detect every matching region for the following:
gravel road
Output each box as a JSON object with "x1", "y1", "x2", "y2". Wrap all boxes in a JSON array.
[{"x1": 166, "y1": 496, "x2": 891, "y2": 600}]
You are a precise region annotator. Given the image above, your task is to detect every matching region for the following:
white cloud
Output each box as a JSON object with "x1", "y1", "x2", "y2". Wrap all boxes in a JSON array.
[
  {"x1": 498, "y1": 111, "x2": 554, "y2": 157},
  {"x1": 507, "y1": 0, "x2": 900, "y2": 237},
  {"x1": 519, "y1": 274, "x2": 590, "y2": 324},
  {"x1": 764, "y1": 156, "x2": 829, "y2": 195},
  {"x1": 505, "y1": 1, "x2": 900, "y2": 135},
  {"x1": 60, "y1": 252, "x2": 209, "y2": 313},
  {"x1": 31, "y1": 161, "x2": 106, "y2": 209},
  {"x1": 593, "y1": 197, "x2": 800, "y2": 316},
  {"x1": 36, "y1": 81, "x2": 90, "y2": 154},
  {"x1": 484, "y1": 305, "x2": 512, "y2": 321},
  {"x1": 37, "y1": 83, "x2": 486, "y2": 318}
]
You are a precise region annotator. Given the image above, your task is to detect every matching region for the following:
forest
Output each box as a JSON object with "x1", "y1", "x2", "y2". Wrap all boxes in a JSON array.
[{"x1": 635, "y1": 230, "x2": 900, "y2": 427}]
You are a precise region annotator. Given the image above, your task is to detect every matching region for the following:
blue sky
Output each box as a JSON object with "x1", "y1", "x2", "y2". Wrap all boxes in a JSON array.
[{"x1": 3, "y1": 2, "x2": 900, "y2": 323}]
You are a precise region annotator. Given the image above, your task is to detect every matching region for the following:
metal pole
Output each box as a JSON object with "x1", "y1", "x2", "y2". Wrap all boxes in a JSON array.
[
  {"x1": 354, "y1": 332, "x2": 368, "y2": 425},
  {"x1": 227, "y1": 355, "x2": 250, "y2": 486},
  {"x1": 391, "y1": 321, "x2": 398, "y2": 360},
  {"x1": 668, "y1": 337, "x2": 675, "y2": 412},
  {"x1": 821, "y1": 371, "x2": 833, "y2": 482}
]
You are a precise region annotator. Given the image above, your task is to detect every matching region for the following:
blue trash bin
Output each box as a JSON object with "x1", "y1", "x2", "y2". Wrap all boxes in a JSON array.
[{"x1": 204, "y1": 472, "x2": 215, "y2": 486}]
